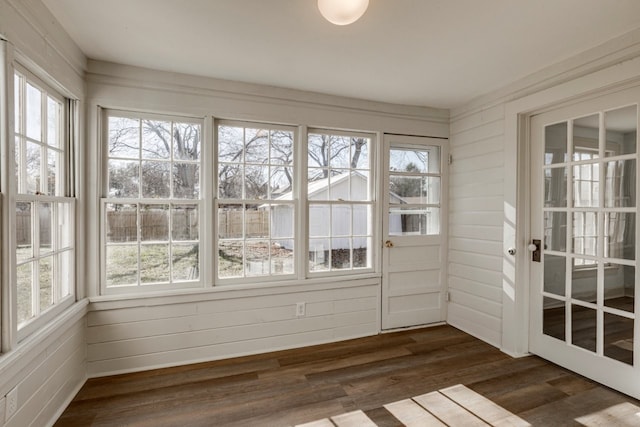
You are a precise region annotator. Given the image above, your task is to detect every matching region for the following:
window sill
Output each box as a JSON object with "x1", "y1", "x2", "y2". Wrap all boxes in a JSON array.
[{"x1": 90, "y1": 273, "x2": 382, "y2": 309}]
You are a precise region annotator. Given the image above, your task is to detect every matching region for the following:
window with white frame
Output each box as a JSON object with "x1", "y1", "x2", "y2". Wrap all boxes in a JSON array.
[
  {"x1": 216, "y1": 123, "x2": 296, "y2": 279},
  {"x1": 307, "y1": 130, "x2": 373, "y2": 273},
  {"x1": 13, "y1": 67, "x2": 75, "y2": 332},
  {"x1": 103, "y1": 111, "x2": 202, "y2": 289}
]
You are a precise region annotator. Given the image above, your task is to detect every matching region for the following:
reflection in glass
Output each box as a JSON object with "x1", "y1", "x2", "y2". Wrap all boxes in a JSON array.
[
  {"x1": 571, "y1": 259, "x2": 597, "y2": 303},
  {"x1": 543, "y1": 297, "x2": 565, "y2": 341},
  {"x1": 544, "y1": 167, "x2": 567, "y2": 207},
  {"x1": 604, "y1": 264, "x2": 634, "y2": 313},
  {"x1": 605, "y1": 105, "x2": 637, "y2": 157},
  {"x1": 605, "y1": 212, "x2": 635, "y2": 260},
  {"x1": 545, "y1": 122, "x2": 567, "y2": 165},
  {"x1": 605, "y1": 159, "x2": 635, "y2": 207},
  {"x1": 573, "y1": 212, "x2": 597, "y2": 257},
  {"x1": 544, "y1": 254, "x2": 566, "y2": 296},
  {"x1": 573, "y1": 163, "x2": 599, "y2": 207},
  {"x1": 572, "y1": 305, "x2": 597, "y2": 352},
  {"x1": 604, "y1": 313, "x2": 634, "y2": 365},
  {"x1": 573, "y1": 114, "x2": 599, "y2": 161},
  {"x1": 544, "y1": 211, "x2": 566, "y2": 252}
]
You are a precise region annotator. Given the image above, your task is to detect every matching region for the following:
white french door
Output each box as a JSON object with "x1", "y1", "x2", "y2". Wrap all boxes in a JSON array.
[
  {"x1": 530, "y1": 88, "x2": 640, "y2": 398},
  {"x1": 381, "y1": 134, "x2": 447, "y2": 330}
]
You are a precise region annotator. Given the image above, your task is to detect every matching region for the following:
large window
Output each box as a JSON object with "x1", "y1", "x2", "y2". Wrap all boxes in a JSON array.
[
  {"x1": 103, "y1": 111, "x2": 202, "y2": 289},
  {"x1": 307, "y1": 130, "x2": 373, "y2": 273},
  {"x1": 216, "y1": 123, "x2": 295, "y2": 280},
  {"x1": 13, "y1": 68, "x2": 74, "y2": 333}
]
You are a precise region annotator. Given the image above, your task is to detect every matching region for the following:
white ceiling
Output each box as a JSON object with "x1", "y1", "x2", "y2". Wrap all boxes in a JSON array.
[{"x1": 42, "y1": 0, "x2": 640, "y2": 109}]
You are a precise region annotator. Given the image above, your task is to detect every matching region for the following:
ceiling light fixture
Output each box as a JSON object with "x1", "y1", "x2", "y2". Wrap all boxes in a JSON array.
[{"x1": 318, "y1": 0, "x2": 369, "y2": 26}]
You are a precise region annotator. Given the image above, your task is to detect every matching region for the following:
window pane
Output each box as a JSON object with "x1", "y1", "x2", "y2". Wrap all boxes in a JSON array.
[
  {"x1": 353, "y1": 237, "x2": 371, "y2": 269},
  {"x1": 544, "y1": 211, "x2": 567, "y2": 252},
  {"x1": 331, "y1": 239, "x2": 351, "y2": 270},
  {"x1": 173, "y1": 122, "x2": 201, "y2": 161},
  {"x1": 389, "y1": 207, "x2": 439, "y2": 235},
  {"x1": 332, "y1": 204, "x2": 351, "y2": 237},
  {"x1": 573, "y1": 115, "x2": 599, "y2": 160},
  {"x1": 108, "y1": 117, "x2": 140, "y2": 159},
  {"x1": 605, "y1": 159, "x2": 635, "y2": 208},
  {"x1": 173, "y1": 163, "x2": 200, "y2": 199},
  {"x1": 390, "y1": 175, "x2": 440, "y2": 204},
  {"x1": 218, "y1": 126, "x2": 243, "y2": 163},
  {"x1": 309, "y1": 204, "x2": 330, "y2": 237},
  {"x1": 218, "y1": 204, "x2": 243, "y2": 239},
  {"x1": 573, "y1": 212, "x2": 597, "y2": 257},
  {"x1": 351, "y1": 137, "x2": 369, "y2": 170},
  {"x1": 26, "y1": 83, "x2": 42, "y2": 141},
  {"x1": 605, "y1": 212, "x2": 635, "y2": 260},
  {"x1": 218, "y1": 164, "x2": 243, "y2": 199},
  {"x1": 544, "y1": 254, "x2": 566, "y2": 296},
  {"x1": 39, "y1": 256, "x2": 54, "y2": 312},
  {"x1": 39, "y1": 202, "x2": 52, "y2": 253},
  {"x1": 271, "y1": 241, "x2": 293, "y2": 275},
  {"x1": 605, "y1": 105, "x2": 636, "y2": 157},
  {"x1": 271, "y1": 204, "x2": 294, "y2": 239},
  {"x1": 106, "y1": 245, "x2": 138, "y2": 286},
  {"x1": 26, "y1": 141, "x2": 41, "y2": 194},
  {"x1": 309, "y1": 238, "x2": 330, "y2": 272},
  {"x1": 58, "y1": 249, "x2": 73, "y2": 298},
  {"x1": 16, "y1": 202, "x2": 32, "y2": 263},
  {"x1": 47, "y1": 97, "x2": 60, "y2": 147},
  {"x1": 353, "y1": 205, "x2": 371, "y2": 236},
  {"x1": 245, "y1": 165, "x2": 269, "y2": 199},
  {"x1": 573, "y1": 163, "x2": 599, "y2": 207},
  {"x1": 389, "y1": 148, "x2": 437, "y2": 173},
  {"x1": 270, "y1": 166, "x2": 292, "y2": 199},
  {"x1": 544, "y1": 167, "x2": 567, "y2": 208},
  {"x1": 271, "y1": 130, "x2": 293, "y2": 165},
  {"x1": 604, "y1": 313, "x2": 634, "y2": 365},
  {"x1": 108, "y1": 160, "x2": 139, "y2": 198},
  {"x1": 545, "y1": 122, "x2": 568, "y2": 165},
  {"x1": 308, "y1": 134, "x2": 329, "y2": 169},
  {"x1": 141, "y1": 161, "x2": 170, "y2": 198},
  {"x1": 245, "y1": 128, "x2": 269, "y2": 164},
  {"x1": 572, "y1": 259, "x2": 597, "y2": 303},
  {"x1": 140, "y1": 244, "x2": 170, "y2": 284},
  {"x1": 572, "y1": 304, "x2": 597, "y2": 353},
  {"x1": 604, "y1": 264, "x2": 634, "y2": 313},
  {"x1": 246, "y1": 240, "x2": 270, "y2": 276},
  {"x1": 14, "y1": 74, "x2": 21, "y2": 134},
  {"x1": 172, "y1": 243, "x2": 199, "y2": 281},
  {"x1": 172, "y1": 205, "x2": 199, "y2": 241},
  {"x1": 246, "y1": 204, "x2": 268, "y2": 239},
  {"x1": 47, "y1": 149, "x2": 60, "y2": 195},
  {"x1": 141, "y1": 204, "x2": 169, "y2": 241},
  {"x1": 106, "y1": 203, "x2": 138, "y2": 243},
  {"x1": 141, "y1": 120, "x2": 171, "y2": 159},
  {"x1": 543, "y1": 297, "x2": 565, "y2": 341},
  {"x1": 218, "y1": 240, "x2": 243, "y2": 278},
  {"x1": 17, "y1": 262, "x2": 33, "y2": 324},
  {"x1": 59, "y1": 203, "x2": 74, "y2": 249},
  {"x1": 329, "y1": 135, "x2": 352, "y2": 169}
]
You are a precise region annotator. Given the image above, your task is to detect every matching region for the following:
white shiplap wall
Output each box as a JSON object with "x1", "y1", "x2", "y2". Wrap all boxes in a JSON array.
[
  {"x1": 447, "y1": 106, "x2": 505, "y2": 347},
  {"x1": 86, "y1": 280, "x2": 379, "y2": 376}
]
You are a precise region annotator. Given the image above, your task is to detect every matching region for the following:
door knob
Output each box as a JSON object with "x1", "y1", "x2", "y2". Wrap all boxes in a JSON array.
[{"x1": 385, "y1": 240, "x2": 394, "y2": 248}]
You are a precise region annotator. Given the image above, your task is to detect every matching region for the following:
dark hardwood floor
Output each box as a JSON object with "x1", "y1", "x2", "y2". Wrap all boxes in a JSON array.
[{"x1": 55, "y1": 325, "x2": 640, "y2": 426}]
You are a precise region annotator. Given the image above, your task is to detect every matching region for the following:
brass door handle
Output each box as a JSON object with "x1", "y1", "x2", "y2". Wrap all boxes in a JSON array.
[{"x1": 385, "y1": 240, "x2": 394, "y2": 248}]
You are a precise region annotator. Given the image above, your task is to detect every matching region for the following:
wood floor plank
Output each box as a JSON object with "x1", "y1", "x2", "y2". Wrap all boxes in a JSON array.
[
  {"x1": 439, "y1": 384, "x2": 529, "y2": 426},
  {"x1": 413, "y1": 391, "x2": 489, "y2": 426},
  {"x1": 55, "y1": 325, "x2": 640, "y2": 427},
  {"x1": 384, "y1": 398, "x2": 447, "y2": 426},
  {"x1": 295, "y1": 419, "x2": 336, "y2": 427},
  {"x1": 331, "y1": 410, "x2": 377, "y2": 427}
]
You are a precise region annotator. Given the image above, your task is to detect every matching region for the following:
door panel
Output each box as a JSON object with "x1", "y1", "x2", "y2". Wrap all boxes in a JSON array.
[
  {"x1": 530, "y1": 88, "x2": 640, "y2": 398},
  {"x1": 382, "y1": 135, "x2": 447, "y2": 330}
]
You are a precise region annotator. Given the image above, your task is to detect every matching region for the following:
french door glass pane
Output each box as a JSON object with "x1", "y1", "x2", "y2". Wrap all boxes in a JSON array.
[
  {"x1": 545, "y1": 122, "x2": 568, "y2": 165},
  {"x1": 544, "y1": 211, "x2": 567, "y2": 252},
  {"x1": 604, "y1": 264, "x2": 635, "y2": 313},
  {"x1": 604, "y1": 313, "x2": 634, "y2": 365},
  {"x1": 544, "y1": 254, "x2": 566, "y2": 296},
  {"x1": 543, "y1": 297, "x2": 565, "y2": 341},
  {"x1": 605, "y1": 212, "x2": 635, "y2": 260},
  {"x1": 544, "y1": 167, "x2": 567, "y2": 207},
  {"x1": 605, "y1": 105, "x2": 637, "y2": 157},
  {"x1": 572, "y1": 304, "x2": 597, "y2": 352},
  {"x1": 605, "y1": 159, "x2": 636, "y2": 208},
  {"x1": 573, "y1": 115, "x2": 599, "y2": 159},
  {"x1": 571, "y1": 259, "x2": 597, "y2": 303}
]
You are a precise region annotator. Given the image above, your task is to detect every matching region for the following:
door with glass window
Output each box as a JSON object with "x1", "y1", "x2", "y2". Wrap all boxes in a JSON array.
[
  {"x1": 530, "y1": 89, "x2": 640, "y2": 398},
  {"x1": 382, "y1": 135, "x2": 447, "y2": 330}
]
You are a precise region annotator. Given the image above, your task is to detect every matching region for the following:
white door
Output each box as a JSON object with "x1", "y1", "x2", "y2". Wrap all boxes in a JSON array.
[
  {"x1": 382, "y1": 134, "x2": 447, "y2": 330},
  {"x1": 530, "y1": 88, "x2": 640, "y2": 398}
]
